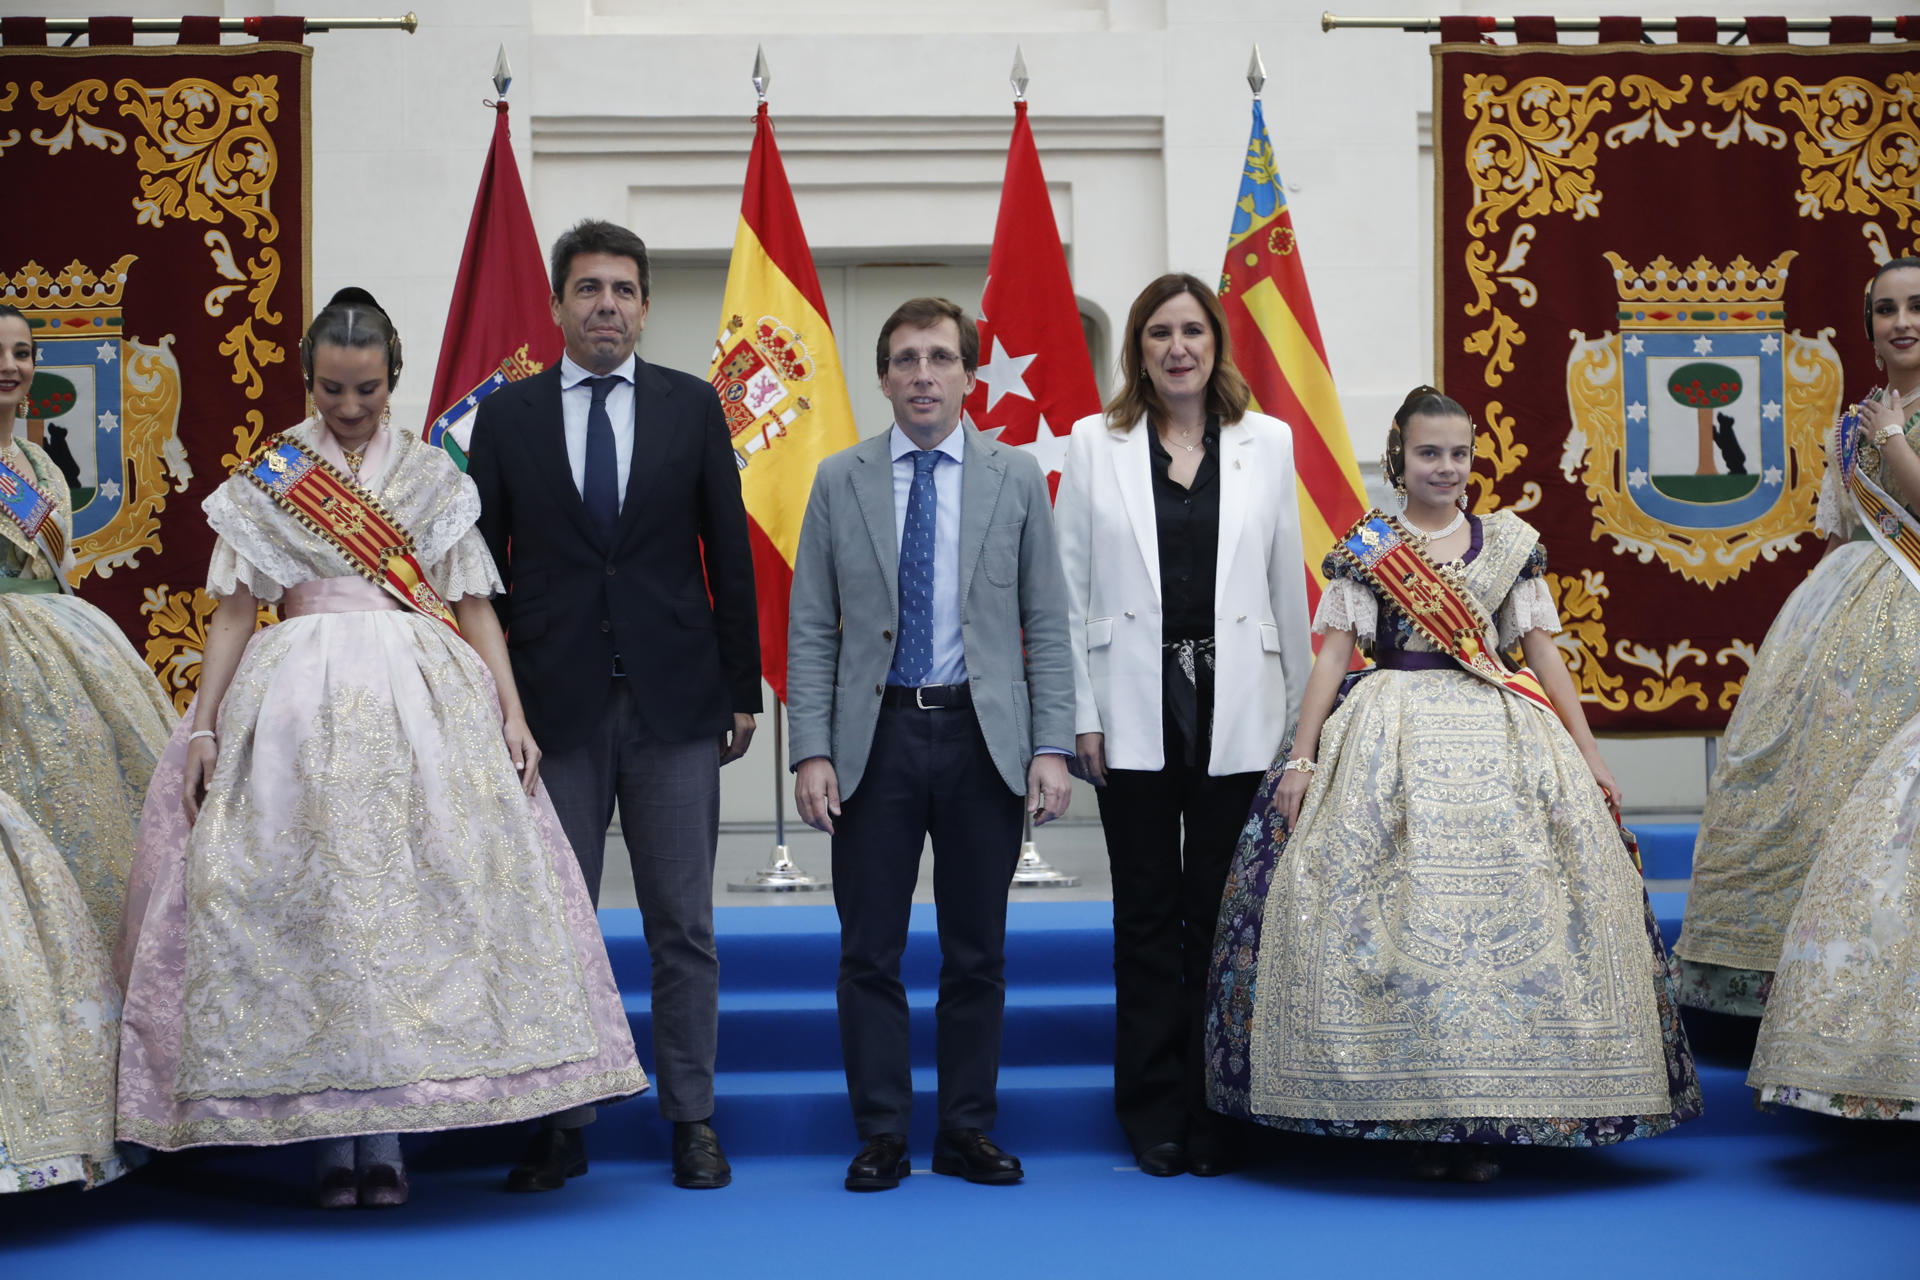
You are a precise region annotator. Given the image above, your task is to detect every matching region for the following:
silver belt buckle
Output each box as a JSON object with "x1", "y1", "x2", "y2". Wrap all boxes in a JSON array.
[{"x1": 915, "y1": 685, "x2": 935, "y2": 710}]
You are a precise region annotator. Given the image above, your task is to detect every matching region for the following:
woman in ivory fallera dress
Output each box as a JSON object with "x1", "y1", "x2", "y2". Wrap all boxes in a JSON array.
[
  {"x1": 0, "y1": 788, "x2": 129, "y2": 1192},
  {"x1": 1674, "y1": 258, "x2": 1920, "y2": 1018},
  {"x1": 1747, "y1": 262, "x2": 1920, "y2": 1120},
  {"x1": 0, "y1": 304, "x2": 174, "y2": 948},
  {"x1": 115, "y1": 290, "x2": 645, "y2": 1209},
  {"x1": 1205, "y1": 388, "x2": 1700, "y2": 1183}
]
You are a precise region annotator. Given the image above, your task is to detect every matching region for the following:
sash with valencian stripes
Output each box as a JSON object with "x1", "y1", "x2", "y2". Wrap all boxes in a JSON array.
[
  {"x1": 240, "y1": 436, "x2": 462, "y2": 635},
  {"x1": 1835, "y1": 399, "x2": 1920, "y2": 598},
  {"x1": 0, "y1": 447, "x2": 72, "y2": 593},
  {"x1": 1336, "y1": 510, "x2": 1554, "y2": 713}
]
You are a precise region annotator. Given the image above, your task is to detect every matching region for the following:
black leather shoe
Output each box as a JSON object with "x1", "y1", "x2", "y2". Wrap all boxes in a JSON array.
[
  {"x1": 506, "y1": 1125, "x2": 587, "y2": 1193},
  {"x1": 1136, "y1": 1141, "x2": 1189, "y2": 1177},
  {"x1": 845, "y1": 1133, "x2": 910, "y2": 1191},
  {"x1": 931, "y1": 1128, "x2": 1023, "y2": 1184},
  {"x1": 672, "y1": 1121, "x2": 732, "y2": 1190}
]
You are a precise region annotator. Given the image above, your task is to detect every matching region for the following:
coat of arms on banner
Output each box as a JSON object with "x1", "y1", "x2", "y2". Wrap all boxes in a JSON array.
[
  {"x1": 8, "y1": 257, "x2": 188, "y2": 580},
  {"x1": 1563, "y1": 251, "x2": 1841, "y2": 587},
  {"x1": 710, "y1": 313, "x2": 815, "y2": 470}
]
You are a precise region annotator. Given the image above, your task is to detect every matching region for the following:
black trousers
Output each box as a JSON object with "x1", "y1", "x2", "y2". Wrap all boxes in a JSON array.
[
  {"x1": 1098, "y1": 756, "x2": 1262, "y2": 1155},
  {"x1": 831, "y1": 703, "x2": 1024, "y2": 1139}
]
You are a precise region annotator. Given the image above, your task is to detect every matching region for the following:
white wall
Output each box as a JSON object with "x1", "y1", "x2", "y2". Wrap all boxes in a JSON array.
[{"x1": 9, "y1": 0, "x2": 1907, "y2": 823}]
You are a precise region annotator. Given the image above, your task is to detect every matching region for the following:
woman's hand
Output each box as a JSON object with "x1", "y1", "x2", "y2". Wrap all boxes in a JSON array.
[
  {"x1": 1074, "y1": 732, "x2": 1108, "y2": 788},
  {"x1": 503, "y1": 716, "x2": 542, "y2": 794},
  {"x1": 182, "y1": 737, "x2": 217, "y2": 825},
  {"x1": 1273, "y1": 763, "x2": 1313, "y2": 830},
  {"x1": 1583, "y1": 746, "x2": 1622, "y2": 817},
  {"x1": 1861, "y1": 387, "x2": 1907, "y2": 447}
]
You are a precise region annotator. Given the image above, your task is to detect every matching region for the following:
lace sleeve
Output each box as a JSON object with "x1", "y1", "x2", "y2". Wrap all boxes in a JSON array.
[
  {"x1": 1815, "y1": 438, "x2": 1854, "y2": 540},
  {"x1": 1313, "y1": 576, "x2": 1377, "y2": 642},
  {"x1": 424, "y1": 526, "x2": 504, "y2": 603},
  {"x1": 204, "y1": 535, "x2": 285, "y2": 603},
  {"x1": 1497, "y1": 576, "x2": 1561, "y2": 646}
]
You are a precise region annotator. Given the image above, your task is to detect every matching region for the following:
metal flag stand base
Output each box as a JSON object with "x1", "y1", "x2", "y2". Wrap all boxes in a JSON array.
[
  {"x1": 729, "y1": 701, "x2": 830, "y2": 893},
  {"x1": 1010, "y1": 810, "x2": 1079, "y2": 888}
]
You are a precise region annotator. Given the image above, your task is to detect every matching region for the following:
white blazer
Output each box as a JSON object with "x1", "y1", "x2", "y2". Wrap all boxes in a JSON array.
[{"x1": 1053, "y1": 409, "x2": 1312, "y2": 775}]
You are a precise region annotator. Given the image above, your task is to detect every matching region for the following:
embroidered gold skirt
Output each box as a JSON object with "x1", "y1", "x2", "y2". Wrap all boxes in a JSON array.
[
  {"x1": 1747, "y1": 710, "x2": 1920, "y2": 1120},
  {"x1": 0, "y1": 591, "x2": 174, "y2": 942},
  {"x1": 0, "y1": 789, "x2": 129, "y2": 1191},
  {"x1": 1677, "y1": 543, "x2": 1920, "y2": 1011},
  {"x1": 1208, "y1": 667, "x2": 1698, "y2": 1140},
  {"x1": 115, "y1": 608, "x2": 646, "y2": 1149}
]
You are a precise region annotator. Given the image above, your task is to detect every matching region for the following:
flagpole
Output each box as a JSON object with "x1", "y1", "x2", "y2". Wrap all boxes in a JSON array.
[
  {"x1": 998, "y1": 44, "x2": 1080, "y2": 892},
  {"x1": 725, "y1": 44, "x2": 829, "y2": 894}
]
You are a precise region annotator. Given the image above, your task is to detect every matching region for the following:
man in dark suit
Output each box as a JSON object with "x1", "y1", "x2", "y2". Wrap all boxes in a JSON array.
[
  {"x1": 786, "y1": 297, "x2": 1076, "y2": 1191},
  {"x1": 467, "y1": 219, "x2": 760, "y2": 1193}
]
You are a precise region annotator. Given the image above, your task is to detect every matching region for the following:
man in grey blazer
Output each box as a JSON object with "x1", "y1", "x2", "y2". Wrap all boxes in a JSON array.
[{"x1": 787, "y1": 296, "x2": 1076, "y2": 1191}]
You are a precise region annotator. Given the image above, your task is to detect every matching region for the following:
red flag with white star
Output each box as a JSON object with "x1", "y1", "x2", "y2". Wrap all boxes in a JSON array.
[{"x1": 965, "y1": 100, "x2": 1101, "y2": 495}]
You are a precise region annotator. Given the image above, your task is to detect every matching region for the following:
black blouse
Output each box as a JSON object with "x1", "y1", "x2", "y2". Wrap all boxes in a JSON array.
[{"x1": 1146, "y1": 416, "x2": 1221, "y2": 642}]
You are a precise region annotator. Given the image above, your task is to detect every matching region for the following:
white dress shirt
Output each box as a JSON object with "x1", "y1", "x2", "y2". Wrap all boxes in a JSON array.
[{"x1": 559, "y1": 351, "x2": 637, "y2": 511}]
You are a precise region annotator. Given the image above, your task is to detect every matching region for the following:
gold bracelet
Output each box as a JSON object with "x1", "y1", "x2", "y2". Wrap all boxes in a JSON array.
[{"x1": 1282, "y1": 757, "x2": 1317, "y2": 774}]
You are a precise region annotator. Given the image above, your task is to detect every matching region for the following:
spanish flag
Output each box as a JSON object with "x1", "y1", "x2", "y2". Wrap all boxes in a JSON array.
[
  {"x1": 1217, "y1": 102, "x2": 1367, "y2": 611},
  {"x1": 707, "y1": 104, "x2": 859, "y2": 703}
]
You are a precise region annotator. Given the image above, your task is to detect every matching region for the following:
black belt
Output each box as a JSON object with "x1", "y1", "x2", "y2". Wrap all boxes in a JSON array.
[{"x1": 881, "y1": 683, "x2": 971, "y2": 711}]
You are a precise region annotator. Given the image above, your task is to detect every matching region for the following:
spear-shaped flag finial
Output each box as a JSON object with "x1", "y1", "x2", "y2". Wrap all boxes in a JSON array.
[
  {"x1": 752, "y1": 45, "x2": 771, "y2": 103},
  {"x1": 1247, "y1": 43, "x2": 1266, "y2": 97},
  {"x1": 1010, "y1": 46, "x2": 1029, "y2": 102},
  {"x1": 492, "y1": 44, "x2": 512, "y2": 98}
]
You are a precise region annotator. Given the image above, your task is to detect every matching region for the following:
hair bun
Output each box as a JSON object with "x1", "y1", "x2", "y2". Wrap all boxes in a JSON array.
[{"x1": 326, "y1": 286, "x2": 388, "y2": 318}]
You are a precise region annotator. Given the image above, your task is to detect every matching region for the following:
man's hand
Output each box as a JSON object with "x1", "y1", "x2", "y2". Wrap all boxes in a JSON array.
[
  {"x1": 796, "y1": 757, "x2": 842, "y2": 834},
  {"x1": 1027, "y1": 754, "x2": 1072, "y2": 826},
  {"x1": 1073, "y1": 732, "x2": 1108, "y2": 788},
  {"x1": 720, "y1": 712, "x2": 756, "y2": 765}
]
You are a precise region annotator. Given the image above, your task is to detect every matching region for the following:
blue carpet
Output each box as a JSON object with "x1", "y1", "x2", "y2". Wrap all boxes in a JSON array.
[{"x1": 9, "y1": 822, "x2": 1918, "y2": 1273}]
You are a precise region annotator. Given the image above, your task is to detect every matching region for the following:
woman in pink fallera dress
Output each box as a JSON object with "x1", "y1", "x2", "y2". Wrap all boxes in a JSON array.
[{"x1": 115, "y1": 290, "x2": 645, "y2": 1209}]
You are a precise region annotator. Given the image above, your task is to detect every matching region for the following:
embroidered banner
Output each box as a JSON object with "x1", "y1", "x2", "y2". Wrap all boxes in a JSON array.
[
  {"x1": 1434, "y1": 38, "x2": 1913, "y2": 731},
  {"x1": 0, "y1": 39, "x2": 310, "y2": 709}
]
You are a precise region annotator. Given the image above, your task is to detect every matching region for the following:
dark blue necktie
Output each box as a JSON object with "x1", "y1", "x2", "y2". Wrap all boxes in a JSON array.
[
  {"x1": 891, "y1": 450, "x2": 939, "y2": 687},
  {"x1": 582, "y1": 375, "x2": 619, "y2": 541}
]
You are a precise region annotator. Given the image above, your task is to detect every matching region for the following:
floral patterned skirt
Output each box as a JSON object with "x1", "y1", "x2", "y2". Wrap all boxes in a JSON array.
[{"x1": 1204, "y1": 670, "x2": 1702, "y2": 1147}]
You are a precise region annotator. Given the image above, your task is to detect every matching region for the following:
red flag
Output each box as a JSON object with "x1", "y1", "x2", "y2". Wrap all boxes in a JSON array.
[
  {"x1": 423, "y1": 101, "x2": 561, "y2": 468},
  {"x1": 965, "y1": 100, "x2": 1102, "y2": 494}
]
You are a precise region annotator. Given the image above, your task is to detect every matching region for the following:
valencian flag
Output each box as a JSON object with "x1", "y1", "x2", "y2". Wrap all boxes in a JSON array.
[
  {"x1": 965, "y1": 99, "x2": 1103, "y2": 494},
  {"x1": 707, "y1": 103, "x2": 859, "y2": 702},
  {"x1": 1218, "y1": 101, "x2": 1368, "y2": 610},
  {"x1": 423, "y1": 100, "x2": 560, "y2": 469}
]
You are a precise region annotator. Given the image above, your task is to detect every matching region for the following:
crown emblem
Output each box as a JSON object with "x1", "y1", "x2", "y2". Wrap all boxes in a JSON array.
[
  {"x1": 2, "y1": 255, "x2": 138, "y2": 310},
  {"x1": 722, "y1": 313, "x2": 813, "y2": 384},
  {"x1": 499, "y1": 342, "x2": 545, "y2": 382},
  {"x1": 1604, "y1": 251, "x2": 1794, "y2": 306}
]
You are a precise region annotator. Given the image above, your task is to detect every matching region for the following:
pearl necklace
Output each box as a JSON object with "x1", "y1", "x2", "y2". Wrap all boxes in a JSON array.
[{"x1": 1403, "y1": 506, "x2": 1466, "y2": 542}]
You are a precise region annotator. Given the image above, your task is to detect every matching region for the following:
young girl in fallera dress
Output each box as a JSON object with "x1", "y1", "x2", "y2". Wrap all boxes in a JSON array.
[
  {"x1": 114, "y1": 291, "x2": 645, "y2": 1209},
  {"x1": 1206, "y1": 388, "x2": 1700, "y2": 1182}
]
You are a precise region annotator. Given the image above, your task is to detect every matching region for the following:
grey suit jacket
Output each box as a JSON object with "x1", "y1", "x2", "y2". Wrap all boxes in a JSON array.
[{"x1": 786, "y1": 424, "x2": 1075, "y2": 799}]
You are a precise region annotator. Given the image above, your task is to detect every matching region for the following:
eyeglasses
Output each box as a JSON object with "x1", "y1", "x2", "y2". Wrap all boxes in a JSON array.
[{"x1": 888, "y1": 350, "x2": 963, "y2": 372}]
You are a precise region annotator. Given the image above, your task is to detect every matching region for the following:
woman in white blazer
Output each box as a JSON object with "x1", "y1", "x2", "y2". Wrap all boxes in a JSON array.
[{"x1": 1054, "y1": 273, "x2": 1312, "y2": 1177}]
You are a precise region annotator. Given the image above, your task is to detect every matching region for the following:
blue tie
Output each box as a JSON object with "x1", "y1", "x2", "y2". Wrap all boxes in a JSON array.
[
  {"x1": 891, "y1": 450, "x2": 939, "y2": 687},
  {"x1": 582, "y1": 375, "x2": 620, "y2": 541}
]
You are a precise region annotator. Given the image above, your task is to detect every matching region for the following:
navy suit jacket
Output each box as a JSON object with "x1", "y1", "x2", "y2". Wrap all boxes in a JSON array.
[{"x1": 467, "y1": 359, "x2": 762, "y2": 752}]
